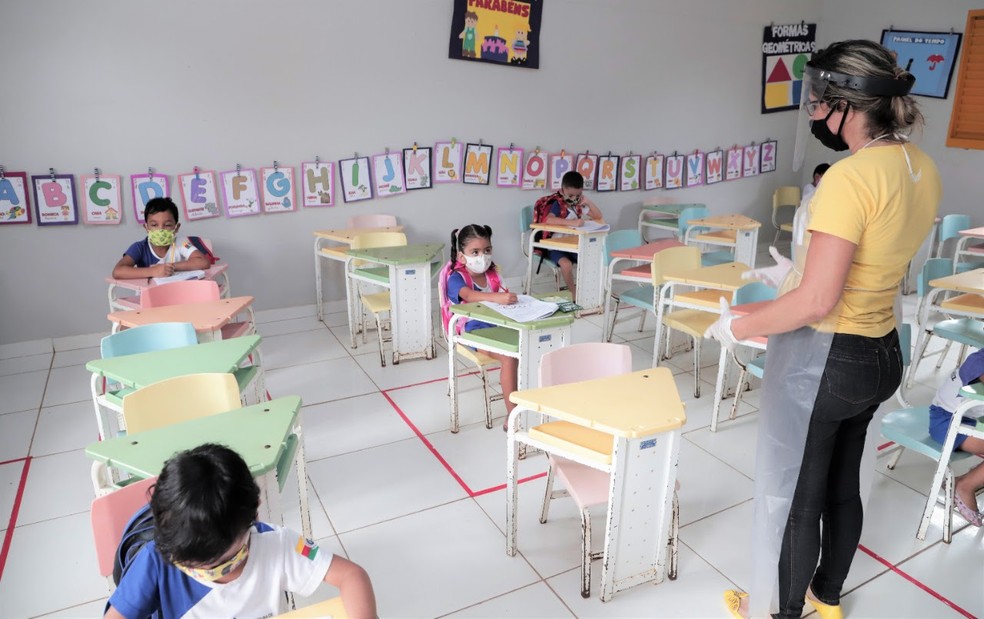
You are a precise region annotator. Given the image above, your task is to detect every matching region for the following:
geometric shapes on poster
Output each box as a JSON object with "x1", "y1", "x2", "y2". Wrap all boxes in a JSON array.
[
  {"x1": 726, "y1": 146, "x2": 744, "y2": 181},
  {"x1": 260, "y1": 164, "x2": 296, "y2": 213},
  {"x1": 742, "y1": 144, "x2": 761, "y2": 177},
  {"x1": 575, "y1": 153, "x2": 598, "y2": 191},
  {"x1": 548, "y1": 152, "x2": 574, "y2": 191},
  {"x1": 463, "y1": 142, "x2": 493, "y2": 185},
  {"x1": 403, "y1": 146, "x2": 432, "y2": 190},
  {"x1": 685, "y1": 151, "x2": 704, "y2": 187},
  {"x1": 596, "y1": 154, "x2": 619, "y2": 192},
  {"x1": 178, "y1": 168, "x2": 220, "y2": 221},
  {"x1": 338, "y1": 155, "x2": 373, "y2": 203},
  {"x1": 705, "y1": 150, "x2": 724, "y2": 185},
  {"x1": 434, "y1": 141, "x2": 464, "y2": 184},
  {"x1": 764, "y1": 81, "x2": 792, "y2": 110},
  {"x1": 0, "y1": 171, "x2": 32, "y2": 224},
  {"x1": 760, "y1": 140, "x2": 777, "y2": 173},
  {"x1": 619, "y1": 154, "x2": 641, "y2": 192},
  {"x1": 301, "y1": 160, "x2": 335, "y2": 207},
  {"x1": 643, "y1": 154, "x2": 664, "y2": 191},
  {"x1": 81, "y1": 172, "x2": 123, "y2": 224},
  {"x1": 32, "y1": 171, "x2": 78, "y2": 225},
  {"x1": 522, "y1": 149, "x2": 547, "y2": 191},
  {"x1": 130, "y1": 172, "x2": 169, "y2": 224},
  {"x1": 766, "y1": 58, "x2": 792, "y2": 82},
  {"x1": 496, "y1": 146, "x2": 524, "y2": 188},
  {"x1": 372, "y1": 151, "x2": 407, "y2": 197},
  {"x1": 664, "y1": 154, "x2": 684, "y2": 189},
  {"x1": 220, "y1": 166, "x2": 261, "y2": 217}
]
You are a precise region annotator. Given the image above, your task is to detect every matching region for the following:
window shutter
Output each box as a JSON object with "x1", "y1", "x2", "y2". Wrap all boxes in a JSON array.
[{"x1": 947, "y1": 9, "x2": 984, "y2": 149}]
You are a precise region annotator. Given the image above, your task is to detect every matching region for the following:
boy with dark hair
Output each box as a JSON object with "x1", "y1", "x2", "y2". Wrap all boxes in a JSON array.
[
  {"x1": 531, "y1": 171, "x2": 605, "y2": 301},
  {"x1": 111, "y1": 197, "x2": 211, "y2": 280},
  {"x1": 105, "y1": 444, "x2": 377, "y2": 619}
]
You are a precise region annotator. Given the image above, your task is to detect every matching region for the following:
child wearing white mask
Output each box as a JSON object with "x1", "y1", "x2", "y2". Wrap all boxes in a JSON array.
[{"x1": 444, "y1": 224, "x2": 519, "y2": 430}]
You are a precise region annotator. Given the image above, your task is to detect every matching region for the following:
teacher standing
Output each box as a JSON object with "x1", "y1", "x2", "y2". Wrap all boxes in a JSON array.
[{"x1": 707, "y1": 40, "x2": 942, "y2": 619}]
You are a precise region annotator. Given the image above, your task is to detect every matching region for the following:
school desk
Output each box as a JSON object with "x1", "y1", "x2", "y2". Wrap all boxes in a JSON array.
[
  {"x1": 526, "y1": 223, "x2": 608, "y2": 314},
  {"x1": 446, "y1": 295, "x2": 575, "y2": 433},
  {"x1": 86, "y1": 334, "x2": 264, "y2": 440},
  {"x1": 653, "y1": 262, "x2": 751, "y2": 366},
  {"x1": 107, "y1": 296, "x2": 255, "y2": 342},
  {"x1": 274, "y1": 597, "x2": 346, "y2": 618},
  {"x1": 505, "y1": 369, "x2": 685, "y2": 601},
  {"x1": 346, "y1": 243, "x2": 444, "y2": 364},
  {"x1": 86, "y1": 395, "x2": 312, "y2": 541},
  {"x1": 953, "y1": 226, "x2": 984, "y2": 271},
  {"x1": 637, "y1": 203, "x2": 693, "y2": 241},
  {"x1": 313, "y1": 226, "x2": 404, "y2": 321},
  {"x1": 603, "y1": 238, "x2": 686, "y2": 341},
  {"x1": 684, "y1": 214, "x2": 762, "y2": 268},
  {"x1": 709, "y1": 300, "x2": 771, "y2": 432},
  {"x1": 105, "y1": 263, "x2": 231, "y2": 312}
]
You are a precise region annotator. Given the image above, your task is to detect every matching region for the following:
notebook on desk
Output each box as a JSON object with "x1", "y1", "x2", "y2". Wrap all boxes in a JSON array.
[
  {"x1": 577, "y1": 220, "x2": 610, "y2": 232},
  {"x1": 481, "y1": 295, "x2": 559, "y2": 322},
  {"x1": 151, "y1": 270, "x2": 206, "y2": 285}
]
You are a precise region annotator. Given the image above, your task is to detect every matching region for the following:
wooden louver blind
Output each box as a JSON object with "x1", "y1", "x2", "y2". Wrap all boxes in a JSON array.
[{"x1": 947, "y1": 9, "x2": 984, "y2": 149}]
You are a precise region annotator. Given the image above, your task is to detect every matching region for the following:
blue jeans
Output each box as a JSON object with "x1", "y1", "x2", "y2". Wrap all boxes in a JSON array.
[{"x1": 776, "y1": 330, "x2": 903, "y2": 618}]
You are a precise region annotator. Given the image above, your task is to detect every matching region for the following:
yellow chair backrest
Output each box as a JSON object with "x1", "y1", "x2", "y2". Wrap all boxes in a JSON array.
[
  {"x1": 773, "y1": 186, "x2": 801, "y2": 210},
  {"x1": 650, "y1": 246, "x2": 701, "y2": 286},
  {"x1": 350, "y1": 232, "x2": 408, "y2": 269},
  {"x1": 122, "y1": 372, "x2": 241, "y2": 434}
]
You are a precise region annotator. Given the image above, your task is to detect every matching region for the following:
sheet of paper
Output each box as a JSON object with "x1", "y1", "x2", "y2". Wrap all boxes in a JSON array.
[
  {"x1": 481, "y1": 295, "x2": 559, "y2": 322},
  {"x1": 151, "y1": 270, "x2": 206, "y2": 285},
  {"x1": 577, "y1": 220, "x2": 610, "y2": 232}
]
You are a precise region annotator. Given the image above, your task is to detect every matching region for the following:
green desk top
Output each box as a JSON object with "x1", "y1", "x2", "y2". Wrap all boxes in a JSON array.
[
  {"x1": 85, "y1": 395, "x2": 301, "y2": 478},
  {"x1": 85, "y1": 335, "x2": 261, "y2": 388},
  {"x1": 347, "y1": 243, "x2": 444, "y2": 266},
  {"x1": 450, "y1": 294, "x2": 576, "y2": 330},
  {"x1": 640, "y1": 203, "x2": 702, "y2": 216}
]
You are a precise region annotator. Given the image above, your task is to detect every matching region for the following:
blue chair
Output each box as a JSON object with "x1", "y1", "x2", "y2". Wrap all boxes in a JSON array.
[
  {"x1": 678, "y1": 206, "x2": 735, "y2": 266},
  {"x1": 93, "y1": 323, "x2": 199, "y2": 439},
  {"x1": 881, "y1": 323, "x2": 974, "y2": 543},
  {"x1": 603, "y1": 229, "x2": 645, "y2": 341},
  {"x1": 520, "y1": 205, "x2": 561, "y2": 294},
  {"x1": 937, "y1": 214, "x2": 984, "y2": 273}
]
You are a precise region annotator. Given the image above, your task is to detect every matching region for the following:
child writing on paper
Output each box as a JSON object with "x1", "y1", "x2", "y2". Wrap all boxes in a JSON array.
[
  {"x1": 532, "y1": 171, "x2": 605, "y2": 301},
  {"x1": 105, "y1": 443, "x2": 377, "y2": 619},
  {"x1": 111, "y1": 197, "x2": 210, "y2": 280},
  {"x1": 443, "y1": 225, "x2": 519, "y2": 431}
]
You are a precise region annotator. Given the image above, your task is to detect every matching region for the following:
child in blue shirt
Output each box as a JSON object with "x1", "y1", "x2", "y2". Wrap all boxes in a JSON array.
[
  {"x1": 111, "y1": 197, "x2": 210, "y2": 279},
  {"x1": 928, "y1": 348, "x2": 984, "y2": 526}
]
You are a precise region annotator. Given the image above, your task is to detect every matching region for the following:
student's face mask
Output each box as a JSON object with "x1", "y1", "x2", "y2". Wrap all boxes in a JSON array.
[
  {"x1": 147, "y1": 228, "x2": 175, "y2": 247},
  {"x1": 463, "y1": 253, "x2": 493, "y2": 274},
  {"x1": 174, "y1": 538, "x2": 249, "y2": 583},
  {"x1": 562, "y1": 193, "x2": 581, "y2": 206}
]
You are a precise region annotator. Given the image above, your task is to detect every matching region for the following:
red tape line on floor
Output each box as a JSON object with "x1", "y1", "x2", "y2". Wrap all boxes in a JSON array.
[{"x1": 0, "y1": 457, "x2": 32, "y2": 582}]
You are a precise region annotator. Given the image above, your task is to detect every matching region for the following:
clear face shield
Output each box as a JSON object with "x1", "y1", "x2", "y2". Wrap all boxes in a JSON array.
[{"x1": 792, "y1": 67, "x2": 832, "y2": 172}]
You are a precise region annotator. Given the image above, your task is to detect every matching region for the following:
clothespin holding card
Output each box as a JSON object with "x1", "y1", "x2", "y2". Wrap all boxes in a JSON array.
[
  {"x1": 49, "y1": 167, "x2": 56, "y2": 181},
  {"x1": 535, "y1": 145, "x2": 541, "y2": 155},
  {"x1": 273, "y1": 160, "x2": 279, "y2": 172},
  {"x1": 315, "y1": 155, "x2": 321, "y2": 167},
  {"x1": 194, "y1": 166, "x2": 200, "y2": 179},
  {"x1": 451, "y1": 137, "x2": 457, "y2": 148},
  {"x1": 148, "y1": 166, "x2": 154, "y2": 177},
  {"x1": 0, "y1": 165, "x2": 5, "y2": 180},
  {"x1": 412, "y1": 141, "x2": 418, "y2": 152},
  {"x1": 509, "y1": 142, "x2": 514, "y2": 150},
  {"x1": 94, "y1": 167, "x2": 100, "y2": 180},
  {"x1": 385, "y1": 147, "x2": 390, "y2": 155},
  {"x1": 235, "y1": 163, "x2": 241, "y2": 175},
  {"x1": 560, "y1": 148, "x2": 565, "y2": 157},
  {"x1": 479, "y1": 138, "x2": 484, "y2": 146}
]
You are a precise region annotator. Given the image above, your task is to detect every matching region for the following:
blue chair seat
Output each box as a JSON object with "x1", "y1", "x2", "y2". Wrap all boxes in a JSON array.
[
  {"x1": 881, "y1": 407, "x2": 973, "y2": 465},
  {"x1": 933, "y1": 318, "x2": 984, "y2": 348},
  {"x1": 618, "y1": 285, "x2": 655, "y2": 311},
  {"x1": 747, "y1": 356, "x2": 766, "y2": 379},
  {"x1": 700, "y1": 250, "x2": 736, "y2": 267}
]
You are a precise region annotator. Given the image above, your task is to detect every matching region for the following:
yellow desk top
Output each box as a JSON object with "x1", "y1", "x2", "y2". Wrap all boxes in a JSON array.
[
  {"x1": 509, "y1": 369, "x2": 685, "y2": 438},
  {"x1": 941, "y1": 293, "x2": 984, "y2": 314},
  {"x1": 530, "y1": 222, "x2": 606, "y2": 236},
  {"x1": 107, "y1": 296, "x2": 253, "y2": 330},
  {"x1": 663, "y1": 262, "x2": 750, "y2": 290},
  {"x1": 274, "y1": 597, "x2": 346, "y2": 618},
  {"x1": 688, "y1": 214, "x2": 761, "y2": 230},
  {"x1": 313, "y1": 226, "x2": 404, "y2": 242},
  {"x1": 929, "y1": 268, "x2": 984, "y2": 295}
]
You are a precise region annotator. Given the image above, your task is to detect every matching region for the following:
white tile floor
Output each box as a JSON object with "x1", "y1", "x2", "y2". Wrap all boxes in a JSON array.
[{"x1": 0, "y1": 285, "x2": 982, "y2": 618}]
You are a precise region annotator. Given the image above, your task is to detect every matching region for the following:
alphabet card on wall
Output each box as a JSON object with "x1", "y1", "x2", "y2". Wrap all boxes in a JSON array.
[
  {"x1": 496, "y1": 146, "x2": 523, "y2": 188},
  {"x1": 32, "y1": 172, "x2": 78, "y2": 225},
  {"x1": 595, "y1": 154, "x2": 619, "y2": 192},
  {"x1": 434, "y1": 141, "x2": 464, "y2": 183},
  {"x1": 220, "y1": 167, "x2": 261, "y2": 217},
  {"x1": 372, "y1": 151, "x2": 407, "y2": 197},
  {"x1": 260, "y1": 165, "x2": 296, "y2": 213},
  {"x1": 619, "y1": 154, "x2": 640, "y2": 191},
  {"x1": 643, "y1": 154, "x2": 664, "y2": 191},
  {"x1": 339, "y1": 156, "x2": 373, "y2": 203},
  {"x1": 463, "y1": 143, "x2": 493, "y2": 185},
  {"x1": 743, "y1": 144, "x2": 761, "y2": 177},
  {"x1": 760, "y1": 140, "x2": 777, "y2": 173},
  {"x1": 130, "y1": 173, "x2": 169, "y2": 224},
  {"x1": 403, "y1": 146, "x2": 432, "y2": 190},
  {"x1": 0, "y1": 171, "x2": 32, "y2": 224},
  {"x1": 685, "y1": 152, "x2": 704, "y2": 187},
  {"x1": 178, "y1": 169, "x2": 220, "y2": 221},
  {"x1": 726, "y1": 146, "x2": 744, "y2": 181},
  {"x1": 301, "y1": 161, "x2": 335, "y2": 207},
  {"x1": 575, "y1": 153, "x2": 598, "y2": 191},
  {"x1": 548, "y1": 152, "x2": 573, "y2": 191},
  {"x1": 705, "y1": 150, "x2": 725, "y2": 184},
  {"x1": 80, "y1": 173, "x2": 122, "y2": 224},
  {"x1": 522, "y1": 149, "x2": 547, "y2": 190},
  {"x1": 664, "y1": 154, "x2": 685, "y2": 189}
]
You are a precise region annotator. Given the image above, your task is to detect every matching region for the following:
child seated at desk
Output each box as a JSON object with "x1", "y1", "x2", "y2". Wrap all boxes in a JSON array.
[
  {"x1": 532, "y1": 171, "x2": 605, "y2": 301},
  {"x1": 105, "y1": 444, "x2": 377, "y2": 619},
  {"x1": 444, "y1": 224, "x2": 519, "y2": 431},
  {"x1": 111, "y1": 197, "x2": 211, "y2": 280},
  {"x1": 929, "y1": 348, "x2": 984, "y2": 527}
]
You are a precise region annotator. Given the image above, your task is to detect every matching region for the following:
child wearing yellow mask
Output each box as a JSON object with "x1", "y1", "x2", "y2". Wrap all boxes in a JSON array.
[{"x1": 111, "y1": 197, "x2": 210, "y2": 279}]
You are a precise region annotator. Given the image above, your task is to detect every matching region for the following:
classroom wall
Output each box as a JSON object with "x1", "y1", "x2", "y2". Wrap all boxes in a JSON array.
[{"x1": 2, "y1": 0, "x2": 854, "y2": 344}]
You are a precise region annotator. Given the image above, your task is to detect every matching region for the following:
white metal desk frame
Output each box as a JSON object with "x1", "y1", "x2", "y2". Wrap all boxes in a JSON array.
[
  {"x1": 683, "y1": 215, "x2": 760, "y2": 269},
  {"x1": 526, "y1": 223, "x2": 608, "y2": 314}
]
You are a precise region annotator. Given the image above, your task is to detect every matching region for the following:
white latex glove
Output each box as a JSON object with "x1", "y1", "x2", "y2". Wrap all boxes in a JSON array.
[
  {"x1": 704, "y1": 297, "x2": 740, "y2": 353},
  {"x1": 741, "y1": 246, "x2": 793, "y2": 288}
]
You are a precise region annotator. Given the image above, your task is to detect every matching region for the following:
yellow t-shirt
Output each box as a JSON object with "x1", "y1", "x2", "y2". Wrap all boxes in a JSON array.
[{"x1": 806, "y1": 142, "x2": 941, "y2": 336}]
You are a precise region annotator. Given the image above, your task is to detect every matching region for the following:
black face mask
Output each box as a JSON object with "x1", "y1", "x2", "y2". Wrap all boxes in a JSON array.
[{"x1": 810, "y1": 102, "x2": 850, "y2": 152}]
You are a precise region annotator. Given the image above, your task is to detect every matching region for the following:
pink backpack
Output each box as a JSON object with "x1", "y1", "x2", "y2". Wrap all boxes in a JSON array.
[{"x1": 439, "y1": 261, "x2": 504, "y2": 336}]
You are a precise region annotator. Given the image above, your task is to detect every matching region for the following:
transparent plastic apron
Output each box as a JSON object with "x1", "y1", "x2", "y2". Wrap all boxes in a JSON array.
[{"x1": 748, "y1": 211, "x2": 902, "y2": 617}]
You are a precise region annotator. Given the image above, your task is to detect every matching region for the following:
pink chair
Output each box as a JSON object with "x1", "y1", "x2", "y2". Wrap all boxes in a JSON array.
[
  {"x1": 90, "y1": 476, "x2": 157, "y2": 589},
  {"x1": 534, "y1": 343, "x2": 680, "y2": 597},
  {"x1": 347, "y1": 214, "x2": 398, "y2": 228},
  {"x1": 140, "y1": 280, "x2": 252, "y2": 339}
]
